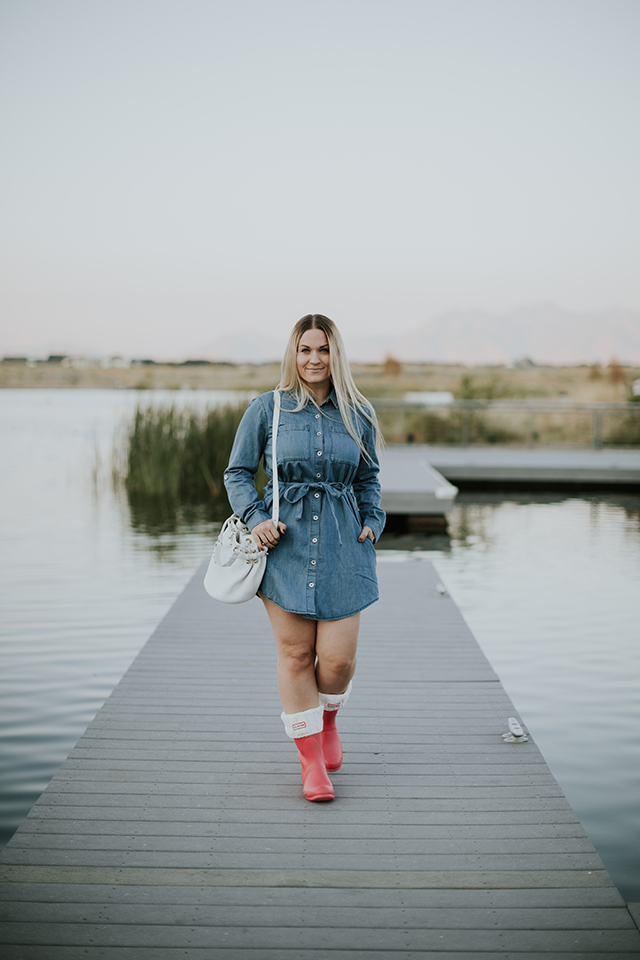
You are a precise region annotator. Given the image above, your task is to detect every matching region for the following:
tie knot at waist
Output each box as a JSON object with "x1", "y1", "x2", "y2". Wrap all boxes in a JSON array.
[
  {"x1": 281, "y1": 482, "x2": 351, "y2": 544},
  {"x1": 282, "y1": 481, "x2": 349, "y2": 504}
]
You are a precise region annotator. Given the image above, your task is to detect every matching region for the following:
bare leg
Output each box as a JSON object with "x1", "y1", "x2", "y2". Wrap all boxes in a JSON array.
[
  {"x1": 315, "y1": 613, "x2": 360, "y2": 694},
  {"x1": 260, "y1": 597, "x2": 319, "y2": 713},
  {"x1": 261, "y1": 598, "x2": 360, "y2": 707}
]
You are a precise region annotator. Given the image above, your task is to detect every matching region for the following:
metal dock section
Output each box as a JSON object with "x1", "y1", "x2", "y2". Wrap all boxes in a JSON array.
[{"x1": 1, "y1": 561, "x2": 639, "y2": 957}]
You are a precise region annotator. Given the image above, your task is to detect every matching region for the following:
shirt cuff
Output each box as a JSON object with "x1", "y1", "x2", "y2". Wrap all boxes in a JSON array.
[
  {"x1": 245, "y1": 504, "x2": 272, "y2": 530},
  {"x1": 362, "y1": 517, "x2": 384, "y2": 543}
]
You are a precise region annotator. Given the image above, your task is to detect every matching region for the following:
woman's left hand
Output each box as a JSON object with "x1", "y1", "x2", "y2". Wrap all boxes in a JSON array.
[{"x1": 358, "y1": 525, "x2": 375, "y2": 543}]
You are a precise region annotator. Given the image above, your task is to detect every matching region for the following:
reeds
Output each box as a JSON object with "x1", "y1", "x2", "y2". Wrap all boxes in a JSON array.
[{"x1": 118, "y1": 402, "x2": 266, "y2": 518}]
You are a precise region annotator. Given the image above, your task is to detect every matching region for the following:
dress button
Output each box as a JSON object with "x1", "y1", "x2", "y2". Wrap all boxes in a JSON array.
[
  {"x1": 309, "y1": 582, "x2": 314, "y2": 588},
  {"x1": 311, "y1": 559, "x2": 316, "y2": 565},
  {"x1": 316, "y1": 473, "x2": 321, "y2": 478},
  {"x1": 315, "y1": 414, "x2": 320, "y2": 419},
  {"x1": 314, "y1": 493, "x2": 320, "y2": 498},
  {"x1": 312, "y1": 538, "x2": 318, "y2": 543},
  {"x1": 317, "y1": 451, "x2": 322, "y2": 456},
  {"x1": 317, "y1": 431, "x2": 322, "y2": 436},
  {"x1": 313, "y1": 515, "x2": 318, "y2": 520}
]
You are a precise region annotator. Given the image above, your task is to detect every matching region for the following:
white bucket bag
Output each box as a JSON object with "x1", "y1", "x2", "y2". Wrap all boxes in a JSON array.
[{"x1": 203, "y1": 390, "x2": 281, "y2": 604}]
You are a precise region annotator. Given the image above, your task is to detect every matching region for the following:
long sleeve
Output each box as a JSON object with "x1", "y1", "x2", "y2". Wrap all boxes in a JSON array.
[
  {"x1": 351, "y1": 419, "x2": 386, "y2": 542},
  {"x1": 223, "y1": 396, "x2": 272, "y2": 530}
]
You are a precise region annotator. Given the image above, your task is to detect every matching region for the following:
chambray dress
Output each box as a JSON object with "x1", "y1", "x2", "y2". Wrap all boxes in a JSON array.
[{"x1": 223, "y1": 390, "x2": 386, "y2": 621}]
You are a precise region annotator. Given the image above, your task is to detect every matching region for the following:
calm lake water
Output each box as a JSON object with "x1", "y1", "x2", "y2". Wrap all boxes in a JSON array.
[{"x1": 1, "y1": 389, "x2": 639, "y2": 901}]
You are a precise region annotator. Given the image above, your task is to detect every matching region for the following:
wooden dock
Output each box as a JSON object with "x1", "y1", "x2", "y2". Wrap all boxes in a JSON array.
[{"x1": 1, "y1": 561, "x2": 639, "y2": 957}]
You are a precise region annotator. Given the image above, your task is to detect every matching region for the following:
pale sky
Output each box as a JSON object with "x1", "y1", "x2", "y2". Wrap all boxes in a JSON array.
[{"x1": 1, "y1": 0, "x2": 639, "y2": 360}]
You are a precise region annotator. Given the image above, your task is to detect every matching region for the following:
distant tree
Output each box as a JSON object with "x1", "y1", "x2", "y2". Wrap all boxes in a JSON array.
[
  {"x1": 383, "y1": 355, "x2": 402, "y2": 376},
  {"x1": 588, "y1": 363, "x2": 602, "y2": 380},
  {"x1": 608, "y1": 357, "x2": 625, "y2": 384}
]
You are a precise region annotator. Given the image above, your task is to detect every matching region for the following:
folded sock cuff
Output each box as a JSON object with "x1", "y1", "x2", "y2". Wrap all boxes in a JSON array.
[
  {"x1": 318, "y1": 680, "x2": 352, "y2": 712},
  {"x1": 281, "y1": 703, "x2": 324, "y2": 739}
]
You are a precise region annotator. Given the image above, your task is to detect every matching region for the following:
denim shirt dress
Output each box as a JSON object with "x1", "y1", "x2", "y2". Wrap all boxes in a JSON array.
[{"x1": 223, "y1": 389, "x2": 386, "y2": 621}]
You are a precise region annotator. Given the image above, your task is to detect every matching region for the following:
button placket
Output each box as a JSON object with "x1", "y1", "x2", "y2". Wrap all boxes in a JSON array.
[
  {"x1": 315, "y1": 410, "x2": 324, "y2": 476},
  {"x1": 307, "y1": 499, "x2": 319, "y2": 596},
  {"x1": 307, "y1": 406, "x2": 327, "y2": 615},
  {"x1": 309, "y1": 404, "x2": 322, "y2": 582}
]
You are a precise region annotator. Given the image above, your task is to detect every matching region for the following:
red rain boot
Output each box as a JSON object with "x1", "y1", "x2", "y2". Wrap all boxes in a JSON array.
[
  {"x1": 319, "y1": 681, "x2": 352, "y2": 773},
  {"x1": 321, "y1": 710, "x2": 343, "y2": 773},
  {"x1": 295, "y1": 733, "x2": 335, "y2": 802}
]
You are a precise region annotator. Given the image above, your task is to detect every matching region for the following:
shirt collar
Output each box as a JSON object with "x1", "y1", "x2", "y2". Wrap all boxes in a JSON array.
[
  {"x1": 321, "y1": 387, "x2": 338, "y2": 408},
  {"x1": 281, "y1": 386, "x2": 338, "y2": 409}
]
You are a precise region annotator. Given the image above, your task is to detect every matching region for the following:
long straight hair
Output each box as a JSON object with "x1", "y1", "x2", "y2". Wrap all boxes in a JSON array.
[{"x1": 277, "y1": 314, "x2": 382, "y2": 458}]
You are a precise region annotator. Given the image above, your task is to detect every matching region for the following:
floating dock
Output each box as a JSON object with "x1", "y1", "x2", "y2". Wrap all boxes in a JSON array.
[
  {"x1": 378, "y1": 448, "x2": 458, "y2": 516},
  {"x1": 1, "y1": 561, "x2": 639, "y2": 957},
  {"x1": 407, "y1": 444, "x2": 640, "y2": 488},
  {"x1": 377, "y1": 444, "x2": 640, "y2": 525}
]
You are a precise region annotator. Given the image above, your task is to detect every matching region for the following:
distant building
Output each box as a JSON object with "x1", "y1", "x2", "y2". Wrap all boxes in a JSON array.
[
  {"x1": 62, "y1": 356, "x2": 101, "y2": 368},
  {"x1": 632, "y1": 378, "x2": 640, "y2": 397},
  {"x1": 100, "y1": 356, "x2": 130, "y2": 369},
  {"x1": 2, "y1": 356, "x2": 27, "y2": 364},
  {"x1": 404, "y1": 391, "x2": 454, "y2": 406},
  {"x1": 46, "y1": 355, "x2": 67, "y2": 364}
]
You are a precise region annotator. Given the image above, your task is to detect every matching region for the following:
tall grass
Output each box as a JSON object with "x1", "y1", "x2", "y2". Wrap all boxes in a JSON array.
[{"x1": 118, "y1": 403, "x2": 266, "y2": 519}]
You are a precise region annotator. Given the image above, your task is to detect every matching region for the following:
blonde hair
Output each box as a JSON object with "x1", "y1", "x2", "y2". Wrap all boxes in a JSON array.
[{"x1": 277, "y1": 314, "x2": 382, "y2": 459}]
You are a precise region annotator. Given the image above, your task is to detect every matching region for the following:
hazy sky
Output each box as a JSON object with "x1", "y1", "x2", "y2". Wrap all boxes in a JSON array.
[{"x1": 1, "y1": 0, "x2": 639, "y2": 359}]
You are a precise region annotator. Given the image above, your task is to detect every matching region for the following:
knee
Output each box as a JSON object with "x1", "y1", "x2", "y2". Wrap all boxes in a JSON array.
[
  {"x1": 321, "y1": 652, "x2": 356, "y2": 679},
  {"x1": 278, "y1": 637, "x2": 315, "y2": 672}
]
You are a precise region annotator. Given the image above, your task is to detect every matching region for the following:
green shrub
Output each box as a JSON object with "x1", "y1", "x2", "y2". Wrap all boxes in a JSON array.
[
  {"x1": 605, "y1": 413, "x2": 640, "y2": 446},
  {"x1": 398, "y1": 407, "x2": 522, "y2": 445},
  {"x1": 403, "y1": 410, "x2": 461, "y2": 444}
]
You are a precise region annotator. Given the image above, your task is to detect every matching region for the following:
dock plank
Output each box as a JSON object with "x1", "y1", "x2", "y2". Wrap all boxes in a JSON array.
[{"x1": 1, "y1": 559, "x2": 638, "y2": 957}]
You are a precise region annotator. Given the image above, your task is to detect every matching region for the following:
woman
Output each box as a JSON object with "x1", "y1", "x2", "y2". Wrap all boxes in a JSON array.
[{"x1": 224, "y1": 315, "x2": 385, "y2": 801}]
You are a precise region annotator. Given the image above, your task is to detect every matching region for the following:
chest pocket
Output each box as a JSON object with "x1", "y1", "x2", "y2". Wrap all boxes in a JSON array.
[
  {"x1": 276, "y1": 423, "x2": 311, "y2": 461},
  {"x1": 329, "y1": 423, "x2": 360, "y2": 466}
]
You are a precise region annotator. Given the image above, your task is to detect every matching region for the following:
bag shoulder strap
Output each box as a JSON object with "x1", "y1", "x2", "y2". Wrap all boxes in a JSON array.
[{"x1": 271, "y1": 390, "x2": 281, "y2": 528}]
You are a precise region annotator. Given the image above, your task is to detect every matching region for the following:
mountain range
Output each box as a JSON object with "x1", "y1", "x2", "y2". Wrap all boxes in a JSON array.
[
  {"x1": 203, "y1": 304, "x2": 640, "y2": 366},
  {"x1": 386, "y1": 304, "x2": 640, "y2": 366}
]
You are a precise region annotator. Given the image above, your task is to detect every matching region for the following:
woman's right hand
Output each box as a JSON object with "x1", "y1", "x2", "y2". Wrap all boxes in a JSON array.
[{"x1": 251, "y1": 520, "x2": 287, "y2": 550}]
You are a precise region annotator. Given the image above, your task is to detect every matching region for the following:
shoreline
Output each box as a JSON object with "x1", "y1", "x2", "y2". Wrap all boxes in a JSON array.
[{"x1": 1, "y1": 360, "x2": 638, "y2": 403}]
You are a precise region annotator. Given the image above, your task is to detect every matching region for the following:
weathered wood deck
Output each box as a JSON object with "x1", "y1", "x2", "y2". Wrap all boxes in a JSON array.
[{"x1": 1, "y1": 560, "x2": 639, "y2": 958}]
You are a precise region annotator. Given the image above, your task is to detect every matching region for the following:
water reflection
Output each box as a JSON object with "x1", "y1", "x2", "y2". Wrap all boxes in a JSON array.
[
  {"x1": 127, "y1": 494, "x2": 224, "y2": 539},
  {"x1": 378, "y1": 490, "x2": 640, "y2": 552}
]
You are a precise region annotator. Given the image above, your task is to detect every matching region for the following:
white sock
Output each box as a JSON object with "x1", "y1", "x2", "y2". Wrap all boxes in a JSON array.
[
  {"x1": 318, "y1": 680, "x2": 352, "y2": 712},
  {"x1": 280, "y1": 703, "x2": 324, "y2": 739}
]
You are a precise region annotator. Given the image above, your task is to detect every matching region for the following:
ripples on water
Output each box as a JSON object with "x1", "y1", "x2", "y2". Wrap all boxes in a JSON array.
[{"x1": 1, "y1": 390, "x2": 639, "y2": 900}]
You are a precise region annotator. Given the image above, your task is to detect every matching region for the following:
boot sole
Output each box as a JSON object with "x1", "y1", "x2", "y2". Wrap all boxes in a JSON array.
[{"x1": 304, "y1": 790, "x2": 335, "y2": 801}]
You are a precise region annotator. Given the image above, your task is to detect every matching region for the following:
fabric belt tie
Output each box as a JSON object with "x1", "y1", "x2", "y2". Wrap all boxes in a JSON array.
[{"x1": 281, "y1": 482, "x2": 351, "y2": 546}]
